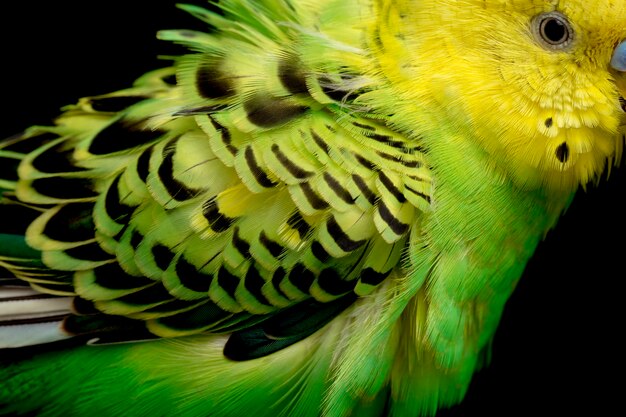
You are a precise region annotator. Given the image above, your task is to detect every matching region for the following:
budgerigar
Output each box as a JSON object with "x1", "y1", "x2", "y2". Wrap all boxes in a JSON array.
[{"x1": 1, "y1": 1, "x2": 625, "y2": 416}]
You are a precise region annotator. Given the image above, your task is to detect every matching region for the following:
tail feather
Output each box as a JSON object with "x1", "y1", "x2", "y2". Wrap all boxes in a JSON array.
[{"x1": 0, "y1": 286, "x2": 72, "y2": 348}]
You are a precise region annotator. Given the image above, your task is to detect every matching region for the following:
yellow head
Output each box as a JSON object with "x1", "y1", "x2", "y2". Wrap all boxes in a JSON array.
[{"x1": 374, "y1": 0, "x2": 626, "y2": 191}]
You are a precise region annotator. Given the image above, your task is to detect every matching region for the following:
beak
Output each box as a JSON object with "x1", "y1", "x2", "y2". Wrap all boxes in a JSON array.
[{"x1": 611, "y1": 40, "x2": 626, "y2": 104}]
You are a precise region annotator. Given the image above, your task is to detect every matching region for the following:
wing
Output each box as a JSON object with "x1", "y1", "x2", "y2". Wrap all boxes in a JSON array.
[{"x1": 0, "y1": 3, "x2": 432, "y2": 359}]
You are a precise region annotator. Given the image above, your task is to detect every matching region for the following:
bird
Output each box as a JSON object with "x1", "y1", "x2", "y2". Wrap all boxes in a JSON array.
[{"x1": 1, "y1": 1, "x2": 625, "y2": 416}]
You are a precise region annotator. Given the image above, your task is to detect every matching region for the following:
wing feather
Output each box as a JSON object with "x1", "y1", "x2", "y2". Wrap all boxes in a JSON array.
[{"x1": 0, "y1": 3, "x2": 432, "y2": 359}]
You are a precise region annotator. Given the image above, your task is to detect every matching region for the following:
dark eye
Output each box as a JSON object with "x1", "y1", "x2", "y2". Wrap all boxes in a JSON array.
[{"x1": 532, "y1": 12, "x2": 574, "y2": 50}]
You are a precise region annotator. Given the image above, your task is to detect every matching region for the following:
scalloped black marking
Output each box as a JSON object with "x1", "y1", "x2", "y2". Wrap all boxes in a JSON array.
[
  {"x1": 318, "y1": 75, "x2": 352, "y2": 102},
  {"x1": 31, "y1": 177, "x2": 97, "y2": 200},
  {"x1": 379, "y1": 172, "x2": 406, "y2": 203},
  {"x1": 360, "y1": 267, "x2": 391, "y2": 286},
  {"x1": 244, "y1": 96, "x2": 308, "y2": 128},
  {"x1": 376, "y1": 151, "x2": 421, "y2": 168},
  {"x1": 377, "y1": 202, "x2": 409, "y2": 235},
  {"x1": 196, "y1": 62, "x2": 235, "y2": 99},
  {"x1": 159, "y1": 144, "x2": 203, "y2": 201},
  {"x1": 353, "y1": 123, "x2": 409, "y2": 150},
  {"x1": 370, "y1": 133, "x2": 409, "y2": 150},
  {"x1": 93, "y1": 263, "x2": 154, "y2": 290},
  {"x1": 310, "y1": 129, "x2": 330, "y2": 155},
  {"x1": 244, "y1": 266, "x2": 272, "y2": 306},
  {"x1": 286, "y1": 211, "x2": 310, "y2": 239},
  {"x1": 323, "y1": 172, "x2": 354, "y2": 204},
  {"x1": 175, "y1": 257, "x2": 213, "y2": 293},
  {"x1": 130, "y1": 230, "x2": 143, "y2": 249},
  {"x1": 351, "y1": 174, "x2": 377, "y2": 205},
  {"x1": 259, "y1": 231, "x2": 284, "y2": 258},
  {"x1": 271, "y1": 267, "x2": 289, "y2": 299},
  {"x1": 64, "y1": 242, "x2": 112, "y2": 262},
  {"x1": 232, "y1": 227, "x2": 251, "y2": 258},
  {"x1": 311, "y1": 241, "x2": 330, "y2": 263},
  {"x1": 2, "y1": 131, "x2": 59, "y2": 154},
  {"x1": 288, "y1": 263, "x2": 315, "y2": 294},
  {"x1": 136, "y1": 146, "x2": 153, "y2": 183},
  {"x1": 31, "y1": 141, "x2": 87, "y2": 174},
  {"x1": 152, "y1": 244, "x2": 175, "y2": 271},
  {"x1": 326, "y1": 216, "x2": 366, "y2": 252},
  {"x1": 244, "y1": 146, "x2": 278, "y2": 188},
  {"x1": 217, "y1": 266, "x2": 240, "y2": 298},
  {"x1": 278, "y1": 58, "x2": 309, "y2": 95},
  {"x1": 202, "y1": 198, "x2": 234, "y2": 232},
  {"x1": 317, "y1": 268, "x2": 356, "y2": 295},
  {"x1": 271, "y1": 144, "x2": 314, "y2": 179},
  {"x1": 89, "y1": 119, "x2": 165, "y2": 155},
  {"x1": 43, "y1": 203, "x2": 95, "y2": 242},
  {"x1": 353, "y1": 122, "x2": 375, "y2": 131},
  {"x1": 299, "y1": 182, "x2": 329, "y2": 210},
  {"x1": 405, "y1": 185, "x2": 431, "y2": 204},
  {"x1": 353, "y1": 153, "x2": 377, "y2": 170},
  {"x1": 104, "y1": 174, "x2": 135, "y2": 223},
  {"x1": 208, "y1": 116, "x2": 237, "y2": 155}
]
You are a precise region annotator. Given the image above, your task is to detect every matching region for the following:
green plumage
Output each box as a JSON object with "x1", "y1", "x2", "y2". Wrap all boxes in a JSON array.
[{"x1": 1, "y1": 0, "x2": 625, "y2": 416}]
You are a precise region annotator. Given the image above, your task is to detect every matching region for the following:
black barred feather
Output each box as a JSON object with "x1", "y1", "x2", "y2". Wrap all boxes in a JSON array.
[
  {"x1": 0, "y1": 66, "x2": 426, "y2": 352},
  {"x1": 1, "y1": 58, "x2": 419, "y2": 348},
  {"x1": 0, "y1": 0, "x2": 432, "y2": 376}
]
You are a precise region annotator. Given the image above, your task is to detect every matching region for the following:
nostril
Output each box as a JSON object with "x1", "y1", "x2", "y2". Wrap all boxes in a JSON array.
[
  {"x1": 620, "y1": 96, "x2": 626, "y2": 112},
  {"x1": 611, "y1": 40, "x2": 626, "y2": 71}
]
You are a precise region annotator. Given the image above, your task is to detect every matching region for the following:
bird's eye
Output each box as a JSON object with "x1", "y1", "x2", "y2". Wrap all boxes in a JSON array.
[{"x1": 532, "y1": 12, "x2": 574, "y2": 50}]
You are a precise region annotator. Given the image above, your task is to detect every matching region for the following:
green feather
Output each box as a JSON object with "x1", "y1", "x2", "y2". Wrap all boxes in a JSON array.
[{"x1": 1, "y1": 0, "x2": 624, "y2": 416}]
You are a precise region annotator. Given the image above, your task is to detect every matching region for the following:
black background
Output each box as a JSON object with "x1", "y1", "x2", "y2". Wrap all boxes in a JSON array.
[{"x1": 1, "y1": 2, "x2": 623, "y2": 416}]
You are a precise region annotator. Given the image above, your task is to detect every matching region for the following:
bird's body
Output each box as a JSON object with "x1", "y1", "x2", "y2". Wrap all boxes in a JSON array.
[{"x1": 1, "y1": 1, "x2": 625, "y2": 416}]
